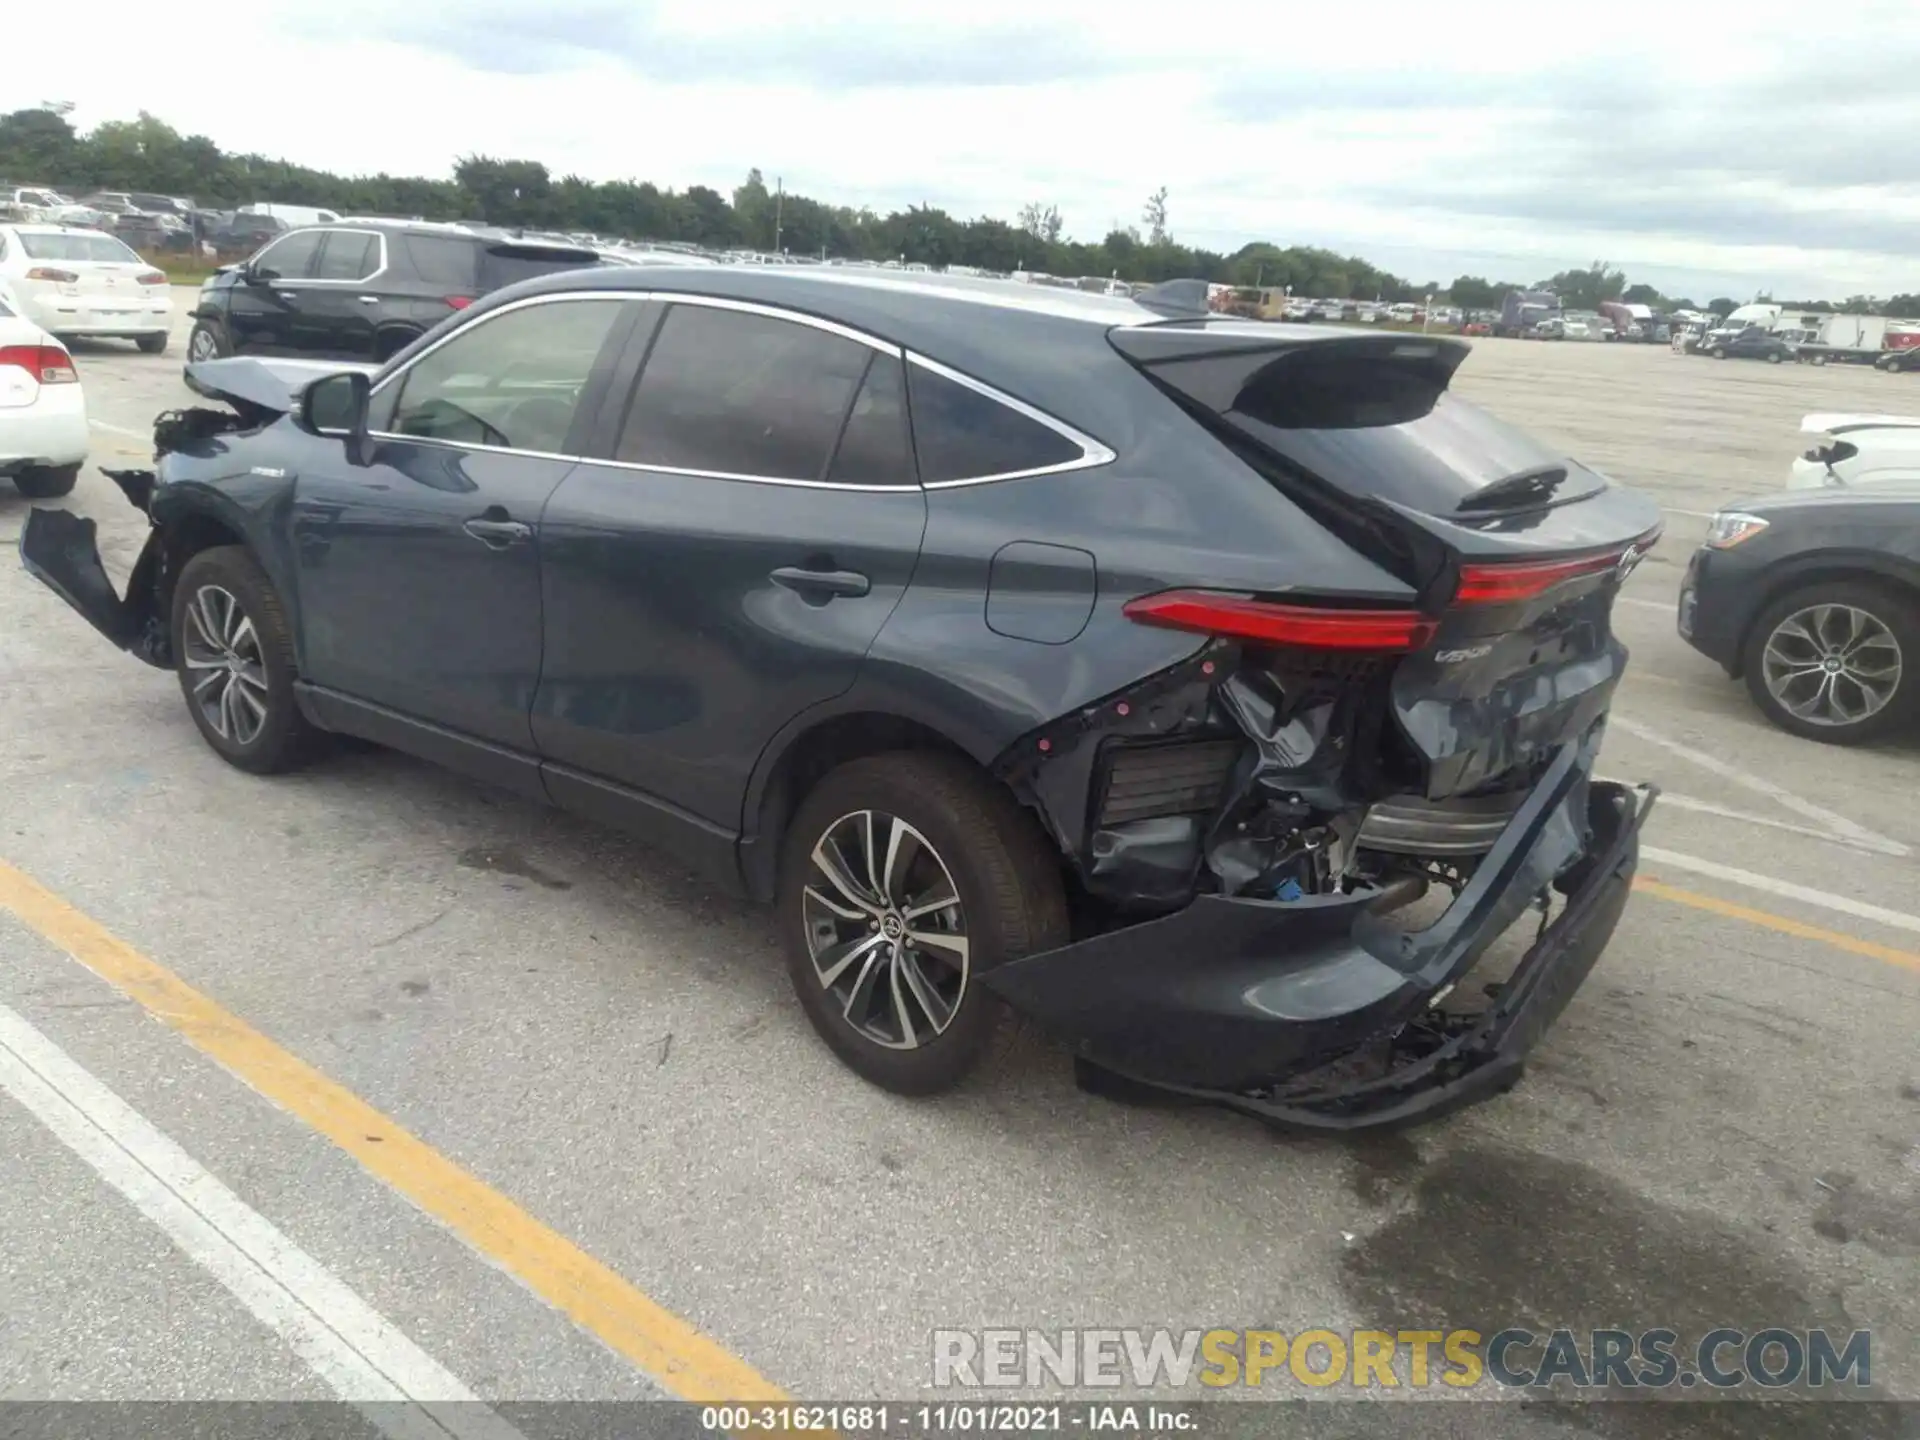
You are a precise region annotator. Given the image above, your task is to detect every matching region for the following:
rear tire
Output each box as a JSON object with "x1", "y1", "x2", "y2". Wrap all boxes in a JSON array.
[
  {"x1": 1710, "y1": 346, "x2": 1727, "y2": 359},
  {"x1": 1767, "y1": 351, "x2": 1783, "y2": 364},
  {"x1": 171, "y1": 546, "x2": 320, "y2": 774},
  {"x1": 135, "y1": 332, "x2": 169, "y2": 355},
  {"x1": 1741, "y1": 580, "x2": 1919, "y2": 745},
  {"x1": 13, "y1": 463, "x2": 79, "y2": 499},
  {"x1": 777, "y1": 751, "x2": 1069, "y2": 1095}
]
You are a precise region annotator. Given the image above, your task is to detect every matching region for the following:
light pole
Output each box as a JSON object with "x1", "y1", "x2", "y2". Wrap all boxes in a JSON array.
[{"x1": 773, "y1": 176, "x2": 784, "y2": 255}]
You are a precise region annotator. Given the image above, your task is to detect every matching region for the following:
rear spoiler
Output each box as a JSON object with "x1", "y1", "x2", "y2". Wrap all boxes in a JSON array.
[
  {"x1": 1109, "y1": 327, "x2": 1471, "y2": 416},
  {"x1": 1800, "y1": 412, "x2": 1920, "y2": 437}
]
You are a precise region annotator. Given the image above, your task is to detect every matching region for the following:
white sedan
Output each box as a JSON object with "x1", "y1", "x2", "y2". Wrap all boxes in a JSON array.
[
  {"x1": 0, "y1": 282, "x2": 87, "y2": 499},
  {"x1": 0, "y1": 223, "x2": 173, "y2": 353}
]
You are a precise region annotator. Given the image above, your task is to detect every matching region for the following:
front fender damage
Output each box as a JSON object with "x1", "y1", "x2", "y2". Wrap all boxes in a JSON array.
[
  {"x1": 16, "y1": 402, "x2": 257, "y2": 669},
  {"x1": 19, "y1": 485, "x2": 170, "y2": 666}
]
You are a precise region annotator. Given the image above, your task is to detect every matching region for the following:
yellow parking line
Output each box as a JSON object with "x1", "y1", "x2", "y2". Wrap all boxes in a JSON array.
[
  {"x1": 0, "y1": 858, "x2": 787, "y2": 1404},
  {"x1": 1634, "y1": 876, "x2": 1920, "y2": 975}
]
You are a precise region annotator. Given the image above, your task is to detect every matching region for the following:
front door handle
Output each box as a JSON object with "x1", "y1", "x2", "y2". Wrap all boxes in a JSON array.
[
  {"x1": 770, "y1": 566, "x2": 871, "y2": 600},
  {"x1": 463, "y1": 514, "x2": 533, "y2": 548},
  {"x1": 358, "y1": 296, "x2": 380, "y2": 304}
]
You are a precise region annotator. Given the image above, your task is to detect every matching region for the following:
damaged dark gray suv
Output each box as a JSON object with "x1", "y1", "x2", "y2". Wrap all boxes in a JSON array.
[{"x1": 19, "y1": 267, "x2": 1660, "y2": 1131}]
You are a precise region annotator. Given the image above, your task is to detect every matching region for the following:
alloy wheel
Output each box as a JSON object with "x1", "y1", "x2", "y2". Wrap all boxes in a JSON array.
[
  {"x1": 181, "y1": 584, "x2": 271, "y2": 745},
  {"x1": 801, "y1": 810, "x2": 970, "y2": 1050},
  {"x1": 1761, "y1": 603, "x2": 1904, "y2": 728},
  {"x1": 188, "y1": 327, "x2": 219, "y2": 362}
]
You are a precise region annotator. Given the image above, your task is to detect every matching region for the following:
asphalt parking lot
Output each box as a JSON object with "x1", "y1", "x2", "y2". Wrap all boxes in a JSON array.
[{"x1": 2, "y1": 297, "x2": 1917, "y2": 1433}]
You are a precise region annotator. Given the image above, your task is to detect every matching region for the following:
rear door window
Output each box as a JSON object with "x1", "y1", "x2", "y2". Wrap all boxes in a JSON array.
[
  {"x1": 615, "y1": 303, "x2": 878, "y2": 482},
  {"x1": 826, "y1": 356, "x2": 914, "y2": 486},
  {"x1": 905, "y1": 361, "x2": 1085, "y2": 483},
  {"x1": 313, "y1": 231, "x2": 379, "y2": 282},
  {"x1": 385, "y1": 297, "x2": 625, "y2": 453},
  {"x1": 252, "y1": 230, "x2": 322, "y2": 279}
]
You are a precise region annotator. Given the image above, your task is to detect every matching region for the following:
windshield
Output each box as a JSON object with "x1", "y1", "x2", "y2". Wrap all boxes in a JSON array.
[{"x1": 17, "y1": 231, "x2": 143, "y2": 263}]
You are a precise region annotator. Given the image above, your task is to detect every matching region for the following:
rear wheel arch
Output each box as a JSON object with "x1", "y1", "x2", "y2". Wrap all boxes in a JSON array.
[{"x1": 741, "y1": 709, "x2": 1001, "y2": 903}]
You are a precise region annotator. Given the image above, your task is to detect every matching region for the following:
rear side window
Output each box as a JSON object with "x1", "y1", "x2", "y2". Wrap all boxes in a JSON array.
[
  {"x1": 252, "y1": 230, "x2": 322, "y2": 279},
  {"x1": 17, "y1": 231, "x2": 142, "y2": 263},
  {"x1": 905, "y1": 362, "x2": 1084, "y2": 483},
  {"x1": 616, "y1": 304, "x2": 876, "y2": 481},
  {"x1": 387, "y1": 298, "x2": 624, "y2": 453},
  {"x1": 314, "y1": 231, "x2": 379, "y2": 281},
  {"x1": 403, "y1": 233, "x2": 478, "y2": 290},
  {"x1": 477, "y1": 244, "x2": 600, "y2": 292}
]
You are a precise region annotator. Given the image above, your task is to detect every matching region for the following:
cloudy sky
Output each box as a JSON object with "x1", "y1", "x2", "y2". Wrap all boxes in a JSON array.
[{"x1": 19, "y1": 0, "x2": 1920, "y2": 299}]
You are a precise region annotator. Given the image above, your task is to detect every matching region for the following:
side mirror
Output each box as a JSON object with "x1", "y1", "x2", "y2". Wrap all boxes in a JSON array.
[
  {"x1": 243, "y1": 264, "x2": 275, "y2": 285},
  {"x1": 302, "y1": 371, "x2": 375, "y2": 467}
]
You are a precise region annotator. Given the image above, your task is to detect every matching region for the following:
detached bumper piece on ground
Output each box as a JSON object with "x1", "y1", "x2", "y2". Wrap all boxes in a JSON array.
[{"x1": 20, "y1": 270, "x2": 1666, "y2": 1133}]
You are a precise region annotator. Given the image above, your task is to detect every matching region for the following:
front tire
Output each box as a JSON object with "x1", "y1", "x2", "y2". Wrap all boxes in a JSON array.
[
  {"x1": 136, "y1": 332, "x2": 169, "y2": 355},
  {"x1": 778, "y1": 751, "x2": 1069, "y2": 1095},
  {"x1": 171, "y1": 547, "x2": 320, "y2": 773},
  {"x1": 13, "y1": 463, "x2": 79, "y2": 499},
  {"x1": 187, "y1": 320, "x2": 230, "y2": 363},
  {"x1": 1742, "y1": 581, "x2": 1918, "y2": 745},
  {"x1": 1710, "y1": 346, "x2": 1727, "y2": 359}
]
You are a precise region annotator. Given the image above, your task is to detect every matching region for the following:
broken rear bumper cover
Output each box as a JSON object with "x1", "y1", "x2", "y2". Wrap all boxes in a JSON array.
[{"x1": 980, "y1": 732, "x2": 1653, "y2": 1132}]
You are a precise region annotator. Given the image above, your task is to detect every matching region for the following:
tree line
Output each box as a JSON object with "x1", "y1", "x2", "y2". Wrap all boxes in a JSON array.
[{"x1": 5, "y1": 107, "x2": 1916, "y2": 316}]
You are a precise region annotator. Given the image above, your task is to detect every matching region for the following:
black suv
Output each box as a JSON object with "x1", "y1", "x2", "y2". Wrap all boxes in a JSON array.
[{"x1": 184, "y1": 220, "x2": 603, "y2": 367}]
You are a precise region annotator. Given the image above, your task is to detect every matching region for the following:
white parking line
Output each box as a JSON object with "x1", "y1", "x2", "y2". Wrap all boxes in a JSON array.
[
  {"x1": 0, "y1": 1002, "x2": 524, "y2": 1440},
  {"x1": 1642, "y1": 846, "x2": 1920, "y2": 940},
  {"x1": 1656, "y1": 792, "x2": 1907, "y2": 854},
  {"x1": 1613, "y1": 714, "x2": 1910, "y2": 856},
  {"x1": 1663, "y1": 508, "x2": 1717, "y2": 520},
  {"x1": 88, "y1": 419, "x2": 151, "y2": 441},
  {"x1": 1616, "y1": 595, "x2": 1675, "y2": 612}
]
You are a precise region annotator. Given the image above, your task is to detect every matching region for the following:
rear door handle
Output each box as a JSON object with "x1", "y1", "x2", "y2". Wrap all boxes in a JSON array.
[
  {"x1": 358, "y1": 296, "x2": 380, "y2": 304},
  {"x1": 770, "y1": 566, "x2": 870, "y2": 599},
  {"x1": 463, "y1": 515, "x2": 533, "y2": 548}
]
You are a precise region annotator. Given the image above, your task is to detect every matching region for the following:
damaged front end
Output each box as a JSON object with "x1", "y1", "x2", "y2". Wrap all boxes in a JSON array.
[
  {"x1": 989, "y1": 600, "x2": 1656, "y2": 1133},
  {"x1": 18, "y1": 362, "x2": 289, "y2": 668}
]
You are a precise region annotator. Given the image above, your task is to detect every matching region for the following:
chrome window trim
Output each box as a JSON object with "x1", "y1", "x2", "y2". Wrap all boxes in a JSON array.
[
  {"x1": 902, "y1": 352, "x2": 1116, "y2": 488},
  {"x1": 270, "y1": 228, "x2": 390, "y2": 287},
  {"x1": 356, "y1": 287, "x2": 1111, "y2": 492}
]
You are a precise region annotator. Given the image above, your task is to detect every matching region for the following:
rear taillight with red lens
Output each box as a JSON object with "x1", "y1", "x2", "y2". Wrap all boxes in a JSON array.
[
  {"x1": 25, "y1": 267, "x2": 78, "y2": 284},
  {"x1": 1452, "y1": 532, "x2": 1661, "y2": 606},
  {"x1": 136, "y1": 270, "x2": 168, "y2": 285},
  {"x1": 0, "y1": 344, "x2": 78, "y2": 384},
  {"x1": 1122, "y1": 591, "x2": 1438, "y2": 652},
  {"x1": 444, "y1": 295, "x2": 474, "y2": 310}
]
